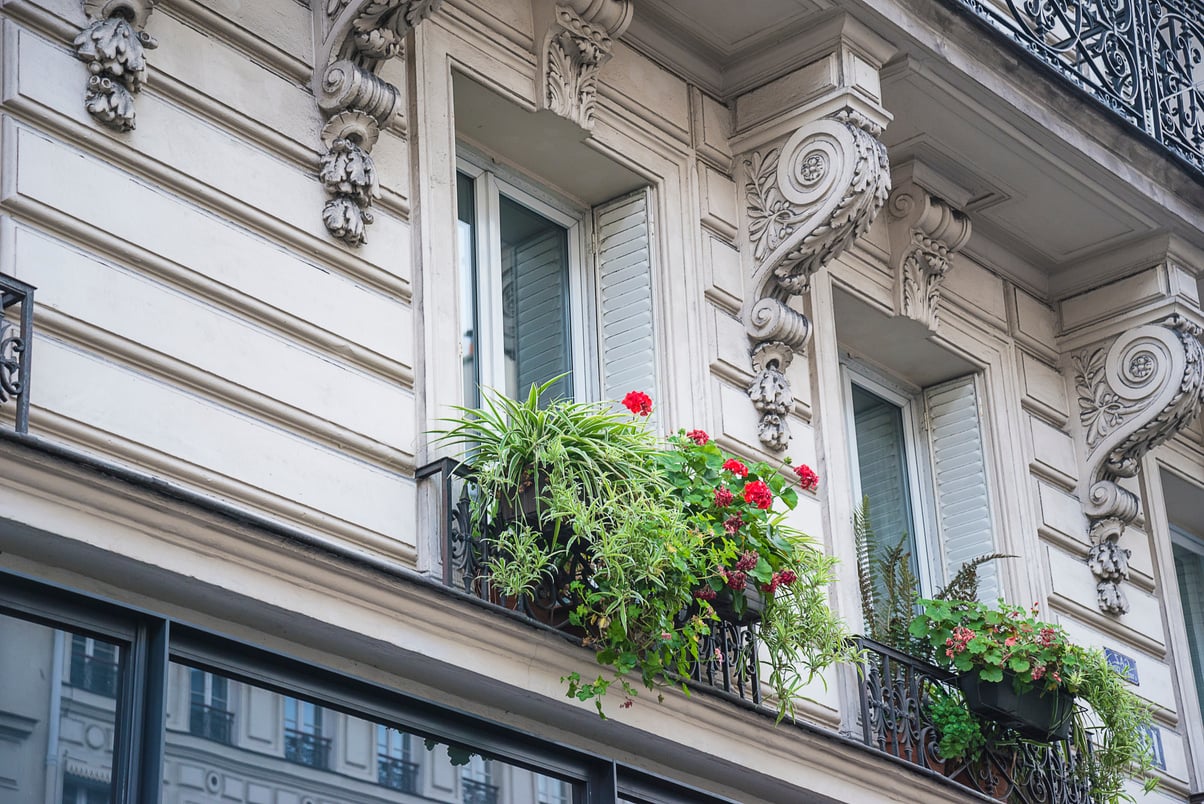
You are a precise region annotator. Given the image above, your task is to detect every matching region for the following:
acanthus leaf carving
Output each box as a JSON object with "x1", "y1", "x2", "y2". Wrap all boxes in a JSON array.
[
  {"x1": 315, "y1": 1, "x2": 443, "y2": 246},
  {"x1": 0, "y1": 314, "x2": 24, "y2": 405},
  {"x1": 74, "y1": 1, "x2": 159, "y2": 132},
  {"x1": 741, "y1": 111, "x2": 890, "y2": 451},
  {"x1": 1074, "y1": 314, "x2": 1204, "y2": 614},
  {"x1": 542, "y1": 1, "x2": 632, "y2": 129},
  {"x1": 886, "y1": 179, "x2": 972, "y2": 331}
]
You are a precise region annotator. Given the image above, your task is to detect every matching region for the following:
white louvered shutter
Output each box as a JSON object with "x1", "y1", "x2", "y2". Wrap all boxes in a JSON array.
[
  {"x1": 511, "y1": 228, "x2": 571, "y2": 400},
  {"x1": 594, "y1": 190, "x2": 657, "y2": 407},
  {"x1": 924, "y1": 375, "x2": 998, "y2": 602}
]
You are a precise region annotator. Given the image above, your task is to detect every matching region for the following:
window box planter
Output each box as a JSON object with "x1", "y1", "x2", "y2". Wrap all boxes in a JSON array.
[
  {"x1": 712, "y1": 587, "x2": 764, "y2": 626},
  {"x1": 956, "y1": 671, "x2": 1075, "y2": 742}
]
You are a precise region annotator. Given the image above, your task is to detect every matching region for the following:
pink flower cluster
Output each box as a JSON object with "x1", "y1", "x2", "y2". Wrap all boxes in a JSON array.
[
  {"x1": 723, "y1": 514, "x2": 743, "y2": 534},
  {"x1": 719, "y1": 567, "x2": 747, "y2": 591},
  {"x1": 734, "y1": 550, "x2": 759, "y2": 571},
  {"x1": 713, "y1": 486, "x2": 734, "y2": 507},
  {"x1": 686, "y1": 429, "x2": 709, "y2": 445},
  {"x1": 945, "y1": 625, "x2": 977, "y2": 659},
  {"x1": 760, "y1": 569, "x2": 798, "y2": 594}
]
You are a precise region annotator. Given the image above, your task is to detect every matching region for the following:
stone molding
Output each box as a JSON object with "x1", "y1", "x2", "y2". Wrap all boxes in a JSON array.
[
  {"x1": 540, "y1": 0, "x2": 633, "y2": 130},
  {"x1": 1073, "y1": 315, "x2": 1204, "y2": 614},
  {"x1": 315, "y1": 1, "x2": 443, "y2": 246},
  {"x1": 73, "y1": 0, "x2": 159, "y2": 132},
  {"x1": 886, "y1": 179, "x2": 972, "y2": 331},
  {"x1": 740, "y1": 110, "x2": 890, "y2": 451}
]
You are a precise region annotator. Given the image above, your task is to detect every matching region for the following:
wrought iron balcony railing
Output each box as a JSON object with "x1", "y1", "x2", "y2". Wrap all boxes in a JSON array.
[
  {"x1": 946, "y1": 0, "x2": 1204, "y2": 175},
  {"x1": 284, "y1": 729, "x2": 332, "y2": 770},
  {"x1": 378, "y1": 755, "x2": 420, "y2": 793},
  {"x1": 69, "y1": 653, "x2": 120, "y2": 698},
  {"x1": 462, "y1": 778, "x2": 500, "y2": 804},
  {"x1": 0, "y1": 275, "x2": 34, "y2": 434},
  {"x1": 417, "y1": 458, "x2": 762, "y2": 705},
  {"x1": 189, "y1": 702, "x2": 234, "y2": 745},
  {"x1": 857, "y1": 637, "x2": 1096, "y2": 803}
]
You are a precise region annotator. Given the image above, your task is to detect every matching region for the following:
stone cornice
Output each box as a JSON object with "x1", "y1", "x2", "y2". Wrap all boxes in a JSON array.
[{"x1": 314, "y1": 1, "x2": 444, "y2": 246}]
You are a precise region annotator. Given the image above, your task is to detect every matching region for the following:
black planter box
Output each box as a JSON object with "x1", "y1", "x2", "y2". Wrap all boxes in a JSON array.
[
  {"x1": 957, "y1": 671, "x2": 1075, "y2": 742},
  {"x1": 712, "y1": 587, "x2": 764, "y2": 626}
]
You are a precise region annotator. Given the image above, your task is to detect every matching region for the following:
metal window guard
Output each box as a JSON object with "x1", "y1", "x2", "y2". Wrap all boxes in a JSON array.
[
  {"x1": 0, "y1": 275, "x2": 34, "y2": 434},
  {"x1": 284, "y1": 728, "x2": 332, "y2": 770},
  {"x1": 417, "y1": 459, "x2": 761, "y2": 704},
  {"x1": 69, "y1": 654, "x2": 120, "y2": 698},
  {"x1": 857, "y1": 637, "x2": 1096, "y2": 803},
  {"x1": 378, "y1": 755, "x2": 420, "y2": 793},
  {"x1": 462, "y1": 778, "x2": 500, "y2": 804},
  {"x1": 188, "y1": 702, "x2": 234, "y2": 745},
  {"x1": 945, "y1": 0, "x2": 1204, "y2": 175}
]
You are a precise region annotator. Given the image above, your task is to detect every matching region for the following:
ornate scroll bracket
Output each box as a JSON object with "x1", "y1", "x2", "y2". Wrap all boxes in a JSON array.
[
  {"x1": 886, "y1": 180, "x2": 971, "y2": 331},
  {"x1": 0, "y1": 275, "x2": 36, "y2": 434},
  {"x1": 316, "y1": 1, "x2": 443, "y2": 246},
  {"x1": 1074, "y1": 315, "x2": 1204, "y2": 614},
  {"x1": 540, "y1": 0, "x2": 633, "y2": 130},
  {"x1": 73, "y1": 0, "x2": 158, "y2": 132},
  {"x1": 740, "y1": 110, "x2": 890, "y2": 451}
]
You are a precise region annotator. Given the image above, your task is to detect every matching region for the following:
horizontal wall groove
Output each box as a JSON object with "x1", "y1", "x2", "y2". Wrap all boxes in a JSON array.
[
  {"x1": 710, "y1": 360, "x2": 812, "y2": 423},
  {"x1": 25, "y1": 406, "x2": 418, "y2": 565},
  {"x1": 164, "y1": 0, "x2": 314, "y2": 87},
  {"x1": 0, "y1": 202, "x2": 416, "y2": 389},
  {"x1": 1, "y1": 95, "x2": 412, "y2": 303},
  {"x1": 34, "y1": 308, "x2": 416, "y2": 471}
]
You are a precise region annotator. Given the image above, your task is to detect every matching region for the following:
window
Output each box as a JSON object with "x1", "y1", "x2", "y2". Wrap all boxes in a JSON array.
[
  {"x1": 1172, "y1": 525, "x2": 1204, "y2": 720},
  {"x1": 463, "y1": 754, "x2": 498, "y2": 804},
  {"x1": 539, "y1": 774, "x2": 571, "y2": 804},
  {"x1": 455, "y1": 155, "x2": 657, "y2": 407},
  {"x1": 846, "y1": 366, "x2": 998, "y2": 601},
  {"x1": 70, "y1": 634, "x2": 120, "y2": 698},
  {"x1": 377, "y1": 725, "x2": 418, "y2": 793},
  {"x1": 283, "y1": 696, "x2": 329, "y2": 769},
  {"x1": 188, "y1": 668, "x2": 232, "y2": 744}
]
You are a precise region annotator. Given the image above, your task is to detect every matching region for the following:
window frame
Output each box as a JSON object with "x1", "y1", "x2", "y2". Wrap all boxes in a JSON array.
[
  {"x1": 840, "y1": 361, "x2": 942, "y2": 596},
  {"x1": 455, "y1": 149, "x2": 596, "y2": 403}
]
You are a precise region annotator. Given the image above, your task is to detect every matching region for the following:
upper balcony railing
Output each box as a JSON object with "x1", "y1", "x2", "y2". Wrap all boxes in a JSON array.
[
  {"x1": 189, "y1": 702, "x2": 235, "y2": 745},
  {"x1": 0, "y1": 275, "x2": 34, "y2": 434},
  {"x1": 946, "y1": 0, "x2": 1204, "y2": 175}
]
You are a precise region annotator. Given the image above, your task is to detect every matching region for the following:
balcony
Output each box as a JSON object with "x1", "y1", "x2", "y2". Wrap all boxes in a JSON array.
[
  {"x1": 0, "y1": 275, "x2": 34, "y2": 434},
  {"x1": 944, "y1": 0, "x2": 1204, "y2": 176},
  {"x1": 189, "y1": 702, "x2": 234, "y2": 745},
  {"x1": 284, "y1": 729, "x2": 332, "y2": 770},
  {"x1": 378, "y1": 755, "x2": 420, "y2": 794},
  {"x1": 69, "y1": 654, "x2": 119, "y2": 698},
  {"x1": 462, "y1": 778, "x2": 500, "y2": 804}
]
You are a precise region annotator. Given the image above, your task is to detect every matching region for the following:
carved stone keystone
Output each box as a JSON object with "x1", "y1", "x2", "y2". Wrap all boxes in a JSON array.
[
  {"x1": 539, "y1": 0, "x2": 633, "y2": 130},
  {"x1": 886, "y1": 178, "x2": 972, "y2": 331},
  {"x1": 315, "y1": 1, "x2": 443, "y2": 246},
  {"x1": 74, "y1": 0, "x2": 158, "y2": 132},
  {"x1": 1073, "y1": 315, "x2": 1204, "y2": 614}
]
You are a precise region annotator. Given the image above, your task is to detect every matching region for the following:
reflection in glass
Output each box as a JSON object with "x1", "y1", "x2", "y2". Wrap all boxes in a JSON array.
[
  {"x1": 457, "y1": 171, "x2": 480, "y2": 409},
  {"x1": 163, "y1": 662, "x2": 578, "y2": 803},
  {"x1": 0, "y1": 612, "x2": 121, "y2": 804}
]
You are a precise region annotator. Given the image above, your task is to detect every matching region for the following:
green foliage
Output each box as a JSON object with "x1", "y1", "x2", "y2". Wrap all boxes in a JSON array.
[
  {"x1": 926, "y1": 685, "x2": 986, "y2": 762},
  {"x1": 438, "y1": 382, "x2": 856, "y2": 721},
  {"x1": 854, "y1": 499, "x2": 925, "y2": 657}
]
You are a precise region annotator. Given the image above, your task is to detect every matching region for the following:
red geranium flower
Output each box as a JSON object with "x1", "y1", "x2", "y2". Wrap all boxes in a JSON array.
[
  {"x1": 743, "y1": 479, "x2": 772, "y2": 509},
  {"x1": 722, "y1": 458, "x2": 748, "y2": 477},
  {"x1": 686, "y1": 429, "x2": 709, "y2": 445},
  {"x1": 794, "y1": 463, "x2": 819, "y2": 491},
  {"x1": 622, "y1": 391, "x2": 653, "y2": 416}
]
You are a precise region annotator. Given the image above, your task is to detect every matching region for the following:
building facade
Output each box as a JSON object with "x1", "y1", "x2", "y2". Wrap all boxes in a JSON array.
[{"x1": 1, "y1": 0, "x2": 1203, "y2": 802}]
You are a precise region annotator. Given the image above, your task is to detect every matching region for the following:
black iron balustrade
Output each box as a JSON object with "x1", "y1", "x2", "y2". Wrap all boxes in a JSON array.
[
  {"x1": 857, "y1": 638, "x2": 1096, "y2": 803},
  {"x1": 378, "y1": 755, "x2": 419, "y2": 793},
  {"x1": 0, "y1": 275, "x2": 34, "y2": 434},
  {"x1": 69, "y1": 653, "x2": 119, "y2": 697},
  {"x1": 189, "y1": 702, "x2": 234, "y2": 745},
  {"x1": 417, "y1": 458, "x2": 763, "y2": 705},
  {"x1": 284, "y1": 728, "x2": 332, "y2": 770},
  {"x1": 462, "y1": 778, "x2": 500, "y2": 804},
  {"x1": 944, "y1": 0, "x2": 1204, "y2": 175}
]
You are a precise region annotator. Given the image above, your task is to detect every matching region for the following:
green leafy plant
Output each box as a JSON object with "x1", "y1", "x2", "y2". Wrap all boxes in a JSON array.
[
  {"x1": 910, "y1": 598, "x2": 1157, "y2": 802},
  {"x1": 438, "y1": 382, "x2": 856, "y2": 720},
  {"x1": 926, "y1": 685, "x2": 986, "y2": 762}
]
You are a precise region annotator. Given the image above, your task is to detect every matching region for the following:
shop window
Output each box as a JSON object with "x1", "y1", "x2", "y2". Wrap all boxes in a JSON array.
[
  {"x1": 846, "y1": 366, "x2": 999, "y2": 602},
  {"x1": 455, "y1": 156, "x2": 657, "y2": 408}
]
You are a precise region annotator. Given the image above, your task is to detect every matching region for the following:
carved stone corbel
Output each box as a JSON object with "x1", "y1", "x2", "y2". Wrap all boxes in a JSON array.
[
  {"x1": 316, "y1": 1, "x2": 443, "y2": 245},
  {"x1": 741, "y1": 110, "x2": 891, "y2": 450},
  {"x1": 886, "y1": 180, "x2": 971, "y2": 331},
  {"x1": 540, "y1": 0, "x2": 633, "y2": 129},
  {"x1": 1073, "y1": 315, "x2": 1204, "y2": 614},
  {"x1": 74, "y1": 0, "x2": 158, "y2": 132}
]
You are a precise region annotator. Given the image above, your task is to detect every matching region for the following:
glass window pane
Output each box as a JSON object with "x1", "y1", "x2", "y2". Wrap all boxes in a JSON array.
[
  {"x1": 164, "y1": 662, "x2": 578, "y2": 803},
  {"x1": 457, "y1": 171, "x2": 480, "y2": 409},
  {"x1": 499, "y1": 194, "x2": 571, "y2": 401},
  {"x1": 852, "y1": 384, "x2": 919, "y2": 582},
  {"x1": 1172, "y1": 536, "x2": 1204, "y2": 718},
  {"x1": 0, "y1": 612, "x2": 122, "y2": 804}
]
